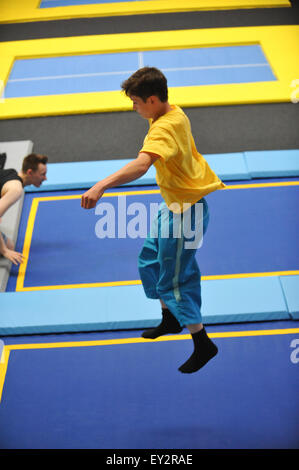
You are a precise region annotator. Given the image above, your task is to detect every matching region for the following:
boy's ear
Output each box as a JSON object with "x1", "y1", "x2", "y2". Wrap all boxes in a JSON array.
[{"x1": 149, "y1": 95, "x2": 158, "y2": 104}]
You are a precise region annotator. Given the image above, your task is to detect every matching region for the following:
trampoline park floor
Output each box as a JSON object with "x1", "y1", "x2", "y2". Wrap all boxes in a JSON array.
[
  {"x1": 0, "y1": 320, "x2": 299, "y2": 451},
  {"x1": 1, "y1": 178, "x2": 299, "y2": 451},
  {"x1": 7, "y1": 178, "x2": 299, "y2": 292},
  {"x1": 2, "y1": 176, "x2": 298, "y2": 335}
]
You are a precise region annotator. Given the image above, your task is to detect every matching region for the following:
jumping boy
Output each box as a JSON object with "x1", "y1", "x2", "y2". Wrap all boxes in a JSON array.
[
  {"x1": 81, "y1": 67, "x2": 226, "y2": 373},
  {"x1": 0, "y1": 153, "x2": 48, "y2": 265}
]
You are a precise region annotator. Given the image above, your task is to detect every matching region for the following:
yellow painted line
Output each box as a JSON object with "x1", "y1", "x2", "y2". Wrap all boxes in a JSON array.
[
  {"x1": 0, "y1": 1, "x2": 291, "y2": 24},
  {"x1": 225, "y1": 181, "x2": 299, "y2": 190},
  {"x1": 25, "y1": 180, "x2": 299, "y2": 203},
  {"x1": 25, "y1": 179, "x2": 299, "y2": 203},
  {"x1": 6, "y1": 327, "x2": 299, "y2": 351},
  {"x1": 202, "y1": 270, "x2": 299, "y2": 280},
  {"x1": 23, "y1": 181, "x2": 299, "y2": 202},
  {"x1": 0, "y1": 347, "x2": 10, "y2": 403},
  {"x1": 15, "y1": 180, "x2": 299, "y2": 292},
  {"x1": 29, "y1": 189, "x2": 161, "y2": 203},
  {"x1": 1, "y1": 327, "x2": 298, "y2": 403},
  {"x1": 210, "y1": 328, "x2": 299, "y2": 338},
  {"x1": 0, "y1": 25, "x2": 298, "y2": 119},
  {"x1": 17, "y1": 280, "x2": 142, "y2": 292},
  {"x1": 16, "y1": 198, "x2": 39, "y2": 292},
  {"x1": 14, "y1": 270, "x2": 299, "y2": 292}
]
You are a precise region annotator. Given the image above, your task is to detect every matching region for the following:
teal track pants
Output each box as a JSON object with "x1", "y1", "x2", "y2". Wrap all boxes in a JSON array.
[{"x1": 138, "y1": 198, "x2": 209, "y2": 326}]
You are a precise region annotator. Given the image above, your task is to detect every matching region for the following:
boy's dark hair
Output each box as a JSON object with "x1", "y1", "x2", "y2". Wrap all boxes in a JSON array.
[
  {"x1": 22, "y1": 153, "x2": 48, "y2": 173},
  {"x1": 121, "y1": 67, "x2": 168, "y2": 102}
]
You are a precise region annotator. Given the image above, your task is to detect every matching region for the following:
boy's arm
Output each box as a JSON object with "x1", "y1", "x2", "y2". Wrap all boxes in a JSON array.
[{"x1": 81, "y1": 152, "x2": 159, "y2": 209}]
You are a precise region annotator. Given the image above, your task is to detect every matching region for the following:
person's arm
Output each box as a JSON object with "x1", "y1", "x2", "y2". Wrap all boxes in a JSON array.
[
  {"x1": 0, "y1": 231, "x2": 24, "y2": 265},
  {"x1": 0, "y1": 182, "x2": 24, "y2": 264},
  {"x1": 0, "y1": 182, "x2": 23, "y2": 218},
  {"x1": 81, "y1": 152, "x2": 159, "y2": 209},
  {"x1": 0, "y1": 231, "x2": 6, "y2": 254}
]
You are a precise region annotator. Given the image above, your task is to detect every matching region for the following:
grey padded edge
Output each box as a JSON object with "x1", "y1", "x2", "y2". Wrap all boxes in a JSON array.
[{"x1": 0, "y1": 140, "x2": 33, "y2": 292}]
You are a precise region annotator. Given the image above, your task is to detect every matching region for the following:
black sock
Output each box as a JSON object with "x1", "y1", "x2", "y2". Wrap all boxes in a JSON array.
[
  {"x1": 142, "y1": 308, "x2": 183, "y2": 339},
  {"x1": 179, "y1": 327, "x2": 218, "y2": 374}
]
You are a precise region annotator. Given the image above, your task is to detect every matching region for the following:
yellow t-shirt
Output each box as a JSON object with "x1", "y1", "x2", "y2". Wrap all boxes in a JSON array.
[{"x1": 140, "y1": 105, "x2": 226, "y2": 213}]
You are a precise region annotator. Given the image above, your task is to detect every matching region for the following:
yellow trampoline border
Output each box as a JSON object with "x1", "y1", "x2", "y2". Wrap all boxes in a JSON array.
[
  {"x1": 15, "y1": 181, "x2": 299, "y2": 292},
  {"x1": 0, "y1": 25, "x2": 299, "y2": 119},
  {"x1": 0, "y1": 0, "x2": 291, "y2": 24},
  {"x1": 1, "y1": 326, "x2": 299, "y2": 403}
]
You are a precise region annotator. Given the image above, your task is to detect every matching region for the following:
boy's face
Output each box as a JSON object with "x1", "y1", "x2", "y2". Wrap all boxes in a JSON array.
[{"x1": 130, "y1": 95, "x2": 155, "y2": 119}]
